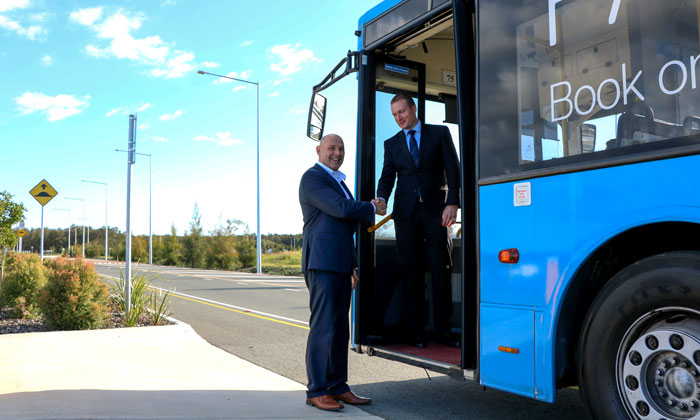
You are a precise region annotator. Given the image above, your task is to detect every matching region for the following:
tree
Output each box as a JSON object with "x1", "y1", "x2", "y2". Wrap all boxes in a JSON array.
[
  {"x1": 206, "y1": 219, "x2": 236, "y2": 270},
  {"x1": 157, "y1": 224, "x2": 182, "y2": 266},
  {"x1": 0, "y1": 191, "x2": 27, "y2": 282},
  {"x1": 182, "y1": 203, "x2": 204, "y2": 268}
]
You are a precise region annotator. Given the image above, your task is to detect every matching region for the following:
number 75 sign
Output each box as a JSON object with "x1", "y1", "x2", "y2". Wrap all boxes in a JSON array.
[{"x1": 549, "y1": 0, "x2": 621, "y2": 46}]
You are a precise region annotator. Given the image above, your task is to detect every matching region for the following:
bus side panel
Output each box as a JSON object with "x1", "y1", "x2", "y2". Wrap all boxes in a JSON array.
[
  {"x1": 480, "y1": 304, "x2": 535, "y2": 398},
  {"x1": 480, "y1": 155, "x2": 700, "y2": 402}
]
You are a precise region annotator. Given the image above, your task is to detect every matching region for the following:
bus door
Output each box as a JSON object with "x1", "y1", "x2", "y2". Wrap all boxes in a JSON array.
[{"x1": 357, "y1": 50, "x2": 465, "y2": 377}]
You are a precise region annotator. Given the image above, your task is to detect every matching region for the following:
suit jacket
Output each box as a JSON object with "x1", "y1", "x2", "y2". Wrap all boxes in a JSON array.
[
  {"x1": 299, "y1": 163, "x2": 375, "y2": 274},
  {"x1": 377, "y1": 123, "x2": 460, "y2": 220}
]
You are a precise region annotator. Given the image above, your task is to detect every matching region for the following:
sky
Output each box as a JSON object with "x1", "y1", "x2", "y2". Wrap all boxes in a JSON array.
[{"x1": 0, "y1": 0, "x2": 384, "y2": 236}]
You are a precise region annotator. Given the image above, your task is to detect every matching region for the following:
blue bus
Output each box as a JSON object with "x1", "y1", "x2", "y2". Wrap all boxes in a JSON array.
[{"x1": 308, "y1": 1, "x2": 700, "y2": 418}]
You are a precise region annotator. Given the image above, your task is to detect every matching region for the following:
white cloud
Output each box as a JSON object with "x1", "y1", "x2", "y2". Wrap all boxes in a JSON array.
[
  {"x1": 105, "y1": 102, "x2": 151, "y2": 117},
  {"x1": 159, "y1": 109, "x2": 183, "y2": 120},
  {"x1": 150, "y1": 50, "x2": 195, "y2": 78},
  {"x1": 85, "y1": 44, "x2": 109, "y2": 58},
  {"x1": 0, "y1": 14, "x2": 44, "y2": 40},
  {"x1": 0, "y1": 0, "x2": 30, "y2": 13},
  {"x1": 193, "y1": 131, "x2": 243, "y2": 146},
  {"x1": 71, "y1": 7, "x2": 205, "y2": 79},
  {"x1": 232, "y1": 85, "x2": 246, "y2": 92},
  {"x1": 105, "y1": 107, "x2": 120, "y2": 117},
  {"x1": 40, "y1": 54, "x2": 52, "y2": 66},
  {"x1": 161, "y1": 0, "x2": 179, "y2": 6},
  {"x1": 152, "y1": 136, "x2": 168, "y2": 142},
  {"x1": 269, "y1": 43, "x2": 320, "y2": 76},
  {"x1": 273, "y1": 77, "x2": 291, "y2": 86},
  {"x1": 29, "y1": 12, "x2": 46, "y2": 22},
  {"x1": 69, "y1": 7, "x2": 102, "y2": 26},
  {"x1": 240, "y1": 40, "x2": 253, "y2": 47},
  {"x1": 268, "y1": 91, "x2": 279, "y2": 97},
  {"x1": 15, "y1": 92, "x2": 89, "y2": 122},
  {"x1": 201, "y1": 61, "x2": 219, "y2": 68},
  {"x1": 139, "y1": 122, "x2": 150, "y2": 130},
  {"x1": 289, "y1": 104, "x2": 305, "y2": 115}
]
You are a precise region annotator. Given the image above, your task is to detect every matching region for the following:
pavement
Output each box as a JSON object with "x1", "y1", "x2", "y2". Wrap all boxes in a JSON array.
[{"x1": 0, "y1": 320, "x2": 383, "y2": 420}]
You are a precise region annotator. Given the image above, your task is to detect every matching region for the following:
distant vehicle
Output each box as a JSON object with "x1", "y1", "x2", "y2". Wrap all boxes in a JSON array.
[{"x1": 308, "y1": 1, "x2": 700, "y2": 419}]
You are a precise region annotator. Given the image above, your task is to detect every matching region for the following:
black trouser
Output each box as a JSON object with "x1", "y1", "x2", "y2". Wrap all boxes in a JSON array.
[
  {"x1": 305, "y1": 269, "x2": 352, "y2": 398},
  {"x1": 394, "y1": 201, "x2": 453, "y2": 336}
]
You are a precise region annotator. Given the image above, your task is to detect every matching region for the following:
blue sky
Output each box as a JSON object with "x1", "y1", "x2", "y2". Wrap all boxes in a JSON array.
[{"x1": 1, "y1": 0, "x2": 383, "y2": 236}]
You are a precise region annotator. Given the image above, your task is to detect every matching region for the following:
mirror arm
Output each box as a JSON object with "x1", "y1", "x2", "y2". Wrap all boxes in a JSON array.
[{"x1": 312, "y1": 51, "x2": 360, "y2": 94}]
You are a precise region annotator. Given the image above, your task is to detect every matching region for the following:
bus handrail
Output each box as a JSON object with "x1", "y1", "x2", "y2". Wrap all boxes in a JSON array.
[{"x1": 367, "y1": 213, "x2": 392, "y2": 232}]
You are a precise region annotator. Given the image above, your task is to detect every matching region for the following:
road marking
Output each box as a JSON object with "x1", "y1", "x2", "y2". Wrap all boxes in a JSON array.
[
  {"x1": 99, "y1": 274, "x2": 310, "y2": 330},
  {"x1": 285, "y1": 288, "x2": 302, "y2": 292}
]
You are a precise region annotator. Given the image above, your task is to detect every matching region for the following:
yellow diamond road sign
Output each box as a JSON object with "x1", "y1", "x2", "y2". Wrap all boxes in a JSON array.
[
  {"x1": 30, "y1": 179, "x2": 58, "y2": 206},
  {"x1": 18, "y1": 228, "x2": 26, "y2": 237}
]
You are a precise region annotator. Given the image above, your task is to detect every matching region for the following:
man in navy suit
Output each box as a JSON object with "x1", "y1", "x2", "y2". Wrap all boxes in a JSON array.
[
  {"x1": 375, "y1": 93, "x2": 460, "y2": 348},
  {"x1": 299, "y1": 134, "x2": 380, "y2": 411}
]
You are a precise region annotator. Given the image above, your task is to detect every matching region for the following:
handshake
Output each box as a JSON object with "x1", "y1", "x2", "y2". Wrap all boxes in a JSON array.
[{"x1": 370, "y1": 197, "x2": 387, "y2": 216}]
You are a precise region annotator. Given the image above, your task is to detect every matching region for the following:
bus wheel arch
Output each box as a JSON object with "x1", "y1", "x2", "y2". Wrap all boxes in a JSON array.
[
  {"x1": 578, "y1": 251, "x2": 700, "y2": 420},
  {"x1": 555, "y1": 222, "x2": 700, "y2": 389}
]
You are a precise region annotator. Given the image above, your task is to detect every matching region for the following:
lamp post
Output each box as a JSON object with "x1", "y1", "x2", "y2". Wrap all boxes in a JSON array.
[
  {"x1": 82, "y1": 180, "x2": 108, "y2": 260},
  {"x1": 116, "y1": 150, "x2": 152, "y2": 265},
  {"x1": 55, "y1": 208, "x2": 70, "y2": 255},
  {"x1": 65, "y1": 197, "x2": 85, "y2": 258},
  {"x1": 197, "y1": 69, "x2": 261, "y2": 274}
]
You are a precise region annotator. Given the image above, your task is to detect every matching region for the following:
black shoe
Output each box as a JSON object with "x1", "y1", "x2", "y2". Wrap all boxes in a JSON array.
[
  {"x1": 438, "y1": 333, "x2": 460, "y2": 348},
  {"x1": 411, "y1": 336, "x2": 426, "y2": 348}
]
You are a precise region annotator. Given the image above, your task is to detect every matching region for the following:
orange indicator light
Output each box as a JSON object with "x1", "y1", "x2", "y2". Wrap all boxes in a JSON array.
[
  {"x1": 498, "y1": 248, "x2": 519, "y2": 264},
  {"x1": 498, "y1": 346, "x2": 520, "y2": 354}
]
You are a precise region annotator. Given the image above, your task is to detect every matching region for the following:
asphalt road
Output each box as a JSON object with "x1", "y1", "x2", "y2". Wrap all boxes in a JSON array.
[{"x1": 95, "y1": 262, "x2": 592, "y2": 420}]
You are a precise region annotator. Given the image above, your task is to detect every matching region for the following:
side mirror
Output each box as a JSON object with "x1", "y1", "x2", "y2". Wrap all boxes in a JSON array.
[
  {"x1": 581, "y1": 123, "x2": 596, "y2": 153},
  {"x1": 307, "y1": 92, "x2": 327, "y2": 142}
]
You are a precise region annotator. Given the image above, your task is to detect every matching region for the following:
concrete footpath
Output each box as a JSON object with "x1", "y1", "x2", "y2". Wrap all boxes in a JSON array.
[{"x1": 0, "y1": 321, "x2": 383, "y2": 420}]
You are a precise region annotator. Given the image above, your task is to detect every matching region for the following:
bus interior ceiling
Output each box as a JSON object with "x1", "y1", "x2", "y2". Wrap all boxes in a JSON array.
[{"x1": 378, "y1": 17, "x2": 456, "y2": 100}]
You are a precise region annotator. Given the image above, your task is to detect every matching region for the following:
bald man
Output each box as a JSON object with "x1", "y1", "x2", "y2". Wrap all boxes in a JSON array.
[{"x1": 299, "y1": 134, "x2": 382, "y2": 411}]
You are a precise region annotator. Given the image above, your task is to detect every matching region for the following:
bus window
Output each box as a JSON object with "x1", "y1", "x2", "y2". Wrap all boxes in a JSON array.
[{"x1": 480, "y1": 0, "x2": 700, "y2": 180}]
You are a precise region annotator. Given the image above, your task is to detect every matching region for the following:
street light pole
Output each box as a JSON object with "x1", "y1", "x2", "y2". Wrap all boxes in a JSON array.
[
  {"x1": 115, "y1": 150, "x2": 152, "y2": 265},
  {"x1": 197, "y1": 69, "x2": 262, "y2": 274},
  {"x1": 82, "y1": 180, "x2": 108, "y2": 260},
  {"x1": 66, "y1": 197, "x2": 86, "y2": 258}
]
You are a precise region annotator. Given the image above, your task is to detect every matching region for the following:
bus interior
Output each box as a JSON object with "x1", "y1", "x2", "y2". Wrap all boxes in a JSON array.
[{"x1": 354, "y1": 5, "x2": 475, "y2": 379}]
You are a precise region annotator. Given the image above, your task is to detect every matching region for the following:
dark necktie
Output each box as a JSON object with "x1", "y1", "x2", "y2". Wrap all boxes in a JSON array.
[{"x1": 408, "y1": 130, "x2": 419, "y2": 167}]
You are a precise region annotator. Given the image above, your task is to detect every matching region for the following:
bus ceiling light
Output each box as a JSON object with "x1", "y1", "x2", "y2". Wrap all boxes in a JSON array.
[{"x1": 499, "y1": 248, "x2": 520, "y2": 264}]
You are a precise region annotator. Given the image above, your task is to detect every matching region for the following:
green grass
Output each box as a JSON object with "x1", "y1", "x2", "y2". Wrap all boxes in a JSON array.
[{"x1": 260, "y1": 250, "x2": 302, "y2": 276}]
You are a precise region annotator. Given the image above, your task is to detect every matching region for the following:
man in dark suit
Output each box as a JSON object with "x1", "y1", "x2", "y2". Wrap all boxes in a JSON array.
[
  {"x1": 375, "y1": 93, "x2": 460, "y2": 348},
  {"x1": 299, "y1": 134, "x2": 380, "y2": 411}
]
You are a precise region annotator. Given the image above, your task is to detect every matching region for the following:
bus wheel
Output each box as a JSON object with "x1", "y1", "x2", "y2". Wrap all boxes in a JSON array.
[{"x1": 579, "y1": 252, "x2": 700, "y2": 420}]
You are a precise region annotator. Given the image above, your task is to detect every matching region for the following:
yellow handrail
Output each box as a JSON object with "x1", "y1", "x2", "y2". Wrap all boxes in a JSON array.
[{"x1": 367, "y1": 213, "x2": 393, "y2": 232}]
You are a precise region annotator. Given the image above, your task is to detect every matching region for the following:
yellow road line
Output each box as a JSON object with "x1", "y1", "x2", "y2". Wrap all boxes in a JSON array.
[{"x1": 168, "y1": 290, "x2": 310, "y2": 330}]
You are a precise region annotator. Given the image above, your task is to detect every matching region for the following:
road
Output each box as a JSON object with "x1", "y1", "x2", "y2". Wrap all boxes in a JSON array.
[{"x1": 95, "y1": 262, "x2": 591, "y2": 420}]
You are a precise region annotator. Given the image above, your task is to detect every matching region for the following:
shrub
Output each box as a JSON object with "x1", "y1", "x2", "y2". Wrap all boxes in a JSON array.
[
  {"x1": 0, "y1": 253, "x2": 47, "y2": 318},
  {"x1": 39, "y1": 258, "x2": 110, "y2": 330},
  {"x1": 110, "y1": 271, "x2": 173, "y2": 327}
]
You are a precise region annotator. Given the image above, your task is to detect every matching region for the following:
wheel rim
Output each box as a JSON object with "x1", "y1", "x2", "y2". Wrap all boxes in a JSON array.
[{"x1": 617, "y1": 308, "x2": 700, "y2": 420}]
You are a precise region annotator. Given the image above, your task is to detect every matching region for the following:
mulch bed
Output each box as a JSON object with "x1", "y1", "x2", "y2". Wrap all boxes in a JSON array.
[{"x1": 0, "y1": 305, "x2": 168, "y2": 335}]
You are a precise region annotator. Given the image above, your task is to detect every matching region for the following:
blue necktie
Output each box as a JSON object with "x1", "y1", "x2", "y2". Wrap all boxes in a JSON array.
[{"x1": 408, "y1": 130, "x2": 419, "y2": 167}]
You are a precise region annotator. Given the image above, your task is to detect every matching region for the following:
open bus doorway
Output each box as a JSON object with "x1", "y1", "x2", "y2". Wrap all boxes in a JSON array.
[{"x1": 356, "y1": 15, "x2": 470, "y2": 377}]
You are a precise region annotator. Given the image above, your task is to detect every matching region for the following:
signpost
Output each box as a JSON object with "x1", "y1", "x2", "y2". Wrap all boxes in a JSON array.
[
  {"x1": 17, "y1": 227, "x2": 25, "y2": 253},
  {"x1": 29, "y1": 179, "x2": 57, "y2": 261}
]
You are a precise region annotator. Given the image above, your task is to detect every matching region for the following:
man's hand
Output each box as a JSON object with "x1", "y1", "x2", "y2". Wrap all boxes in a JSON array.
[
  {"x1": 442, "y1": 204, "x2": 458, "y2": 227},
  {"x1": 372, "y1": 198, "x2": 387, "y2": 216},
  {"x1": 351, "y1": 268, "x2": 360, "y2": 290}
]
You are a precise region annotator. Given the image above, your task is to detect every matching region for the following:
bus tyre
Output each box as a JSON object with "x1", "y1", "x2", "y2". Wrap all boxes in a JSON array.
[{"x1": 579, "y1": 252, "x2": 700, "y2": 420}]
